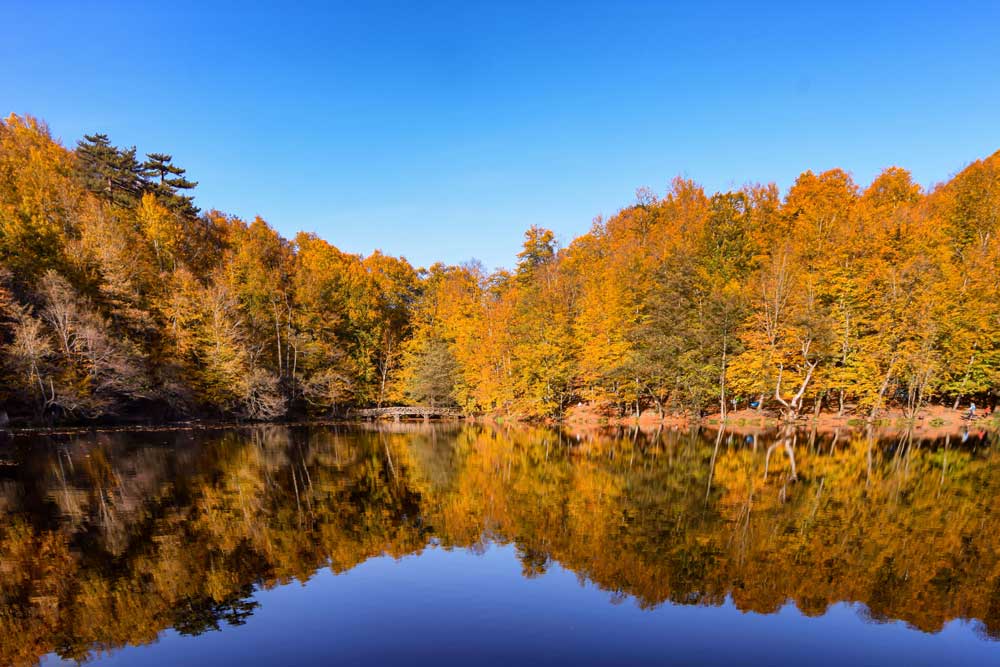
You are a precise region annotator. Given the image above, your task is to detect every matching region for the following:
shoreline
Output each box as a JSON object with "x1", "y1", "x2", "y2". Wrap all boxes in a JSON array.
[
  {"x1": 3, "y1": 404, "x2": 997, "y2": 440},
  {"x1": 562, "y1": 404, "x2": 1000, "y2": 438}
]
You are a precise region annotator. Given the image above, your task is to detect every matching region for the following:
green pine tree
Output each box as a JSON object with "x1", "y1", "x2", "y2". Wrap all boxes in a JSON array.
[
  {"x1": 75, "y1": 133, "x2": 146, "y2": 207},
  {"x1": 143, "y1": 152, "x2": 199, "y2": 217}
]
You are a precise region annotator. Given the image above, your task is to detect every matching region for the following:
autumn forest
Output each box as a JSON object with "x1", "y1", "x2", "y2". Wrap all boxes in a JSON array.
[{"x1": 2, "y1": 114, "x2": 999, "y2": 426}]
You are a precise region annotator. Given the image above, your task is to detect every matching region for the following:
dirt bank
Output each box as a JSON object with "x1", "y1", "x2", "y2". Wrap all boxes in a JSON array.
[{"x1": 565, "y1": 402, "x2": 998, "y2": 437}]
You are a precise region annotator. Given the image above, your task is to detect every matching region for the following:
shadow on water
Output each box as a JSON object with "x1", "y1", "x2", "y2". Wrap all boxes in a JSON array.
[{"x1": 0, "y1": 422, "x2": 998, "y2": 665}]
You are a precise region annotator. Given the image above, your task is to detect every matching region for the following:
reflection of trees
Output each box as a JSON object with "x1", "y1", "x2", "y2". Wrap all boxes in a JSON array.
[
  {"x1": 0, "y1": 426, "x2": 434, "y2": 666},
  {"x1": 0, "y1": 423, "x2": 997, "y2": 665}
]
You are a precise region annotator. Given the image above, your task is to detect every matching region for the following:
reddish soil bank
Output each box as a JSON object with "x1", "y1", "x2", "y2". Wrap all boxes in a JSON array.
[
  {"x1": 563, "y1": 403, "x2": 693, "y2": 429},
  {"x1": 564, "y1": 402, "x2": 998, "y2": 437}
]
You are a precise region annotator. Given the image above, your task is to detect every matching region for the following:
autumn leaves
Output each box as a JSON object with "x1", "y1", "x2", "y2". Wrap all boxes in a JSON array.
[{"x1": 1, "y1": 112, "x2": 998, "y2": 423}]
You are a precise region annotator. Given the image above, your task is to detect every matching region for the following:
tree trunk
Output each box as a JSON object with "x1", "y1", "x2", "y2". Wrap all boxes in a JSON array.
[
  {"x1": 719, "y1": 335, "x2": 728, "y2": 421},
  {"x1": 273, "y1": 303, "x2": 282, "y2": 376},
  {"x1": 869, "y1": 354, "x2": 897, "y2": 422},
  {"x1": 774, "y1": 358, "x2": 817, "y2": 422}
]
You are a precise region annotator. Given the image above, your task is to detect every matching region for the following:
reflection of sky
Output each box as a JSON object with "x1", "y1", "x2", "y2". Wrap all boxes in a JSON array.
[{"x1": 44, "y1": 543, "x2": 997, "y2": 667}]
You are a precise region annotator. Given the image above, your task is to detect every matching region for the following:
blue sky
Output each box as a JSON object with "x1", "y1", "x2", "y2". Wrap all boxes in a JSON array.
[{"x1": 3, "y1": 1, "x2": 999, "y2": 270}]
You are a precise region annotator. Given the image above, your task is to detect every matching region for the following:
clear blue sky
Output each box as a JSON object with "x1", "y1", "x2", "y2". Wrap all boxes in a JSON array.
[{"x1": 3, "y1": 1, "x2": 999, "y2": 271}]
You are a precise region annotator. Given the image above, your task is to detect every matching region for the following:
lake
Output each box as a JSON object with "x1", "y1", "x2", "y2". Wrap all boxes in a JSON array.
[{"x1": 0, "y1": 422, "x2": 996, "y2": 666}]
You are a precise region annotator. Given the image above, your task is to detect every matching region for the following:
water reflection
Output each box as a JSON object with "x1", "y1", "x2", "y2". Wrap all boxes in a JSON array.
[{"x1": 0, "y1": 423, "x2": 998, "y2": 665}]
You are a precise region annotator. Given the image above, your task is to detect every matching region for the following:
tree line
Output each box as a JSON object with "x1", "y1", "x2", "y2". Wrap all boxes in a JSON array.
[{"x1": 1, "y1": 114, "x2": 999, "y2": 424}]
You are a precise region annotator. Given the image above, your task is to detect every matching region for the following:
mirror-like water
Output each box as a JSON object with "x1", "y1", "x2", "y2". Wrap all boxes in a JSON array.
[{"x1": 0, "y1": 423, "x2": 997, "y2": 666}]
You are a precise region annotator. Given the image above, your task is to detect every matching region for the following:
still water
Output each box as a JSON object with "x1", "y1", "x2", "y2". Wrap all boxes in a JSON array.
[{"x1": 0, "y1": 423, "x2": 996, "y2": 666}]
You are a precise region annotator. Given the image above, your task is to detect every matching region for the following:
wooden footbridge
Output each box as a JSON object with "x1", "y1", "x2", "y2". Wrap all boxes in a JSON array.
[{"x1": 348, "y1": 406, "x2": 464, "y2": 421}]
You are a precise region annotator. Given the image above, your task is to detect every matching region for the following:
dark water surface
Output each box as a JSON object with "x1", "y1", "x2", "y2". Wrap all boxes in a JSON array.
[{"x1": 0, "y1": 423, "x2": 996, "y2": 666}]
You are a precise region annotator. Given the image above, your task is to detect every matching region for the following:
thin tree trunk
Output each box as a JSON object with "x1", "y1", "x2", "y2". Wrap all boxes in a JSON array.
[
  {"x1": 719, "y1": 334, "x2": 728, "y2": 421},
  {"x1": 273, "y1": 302, "x2": 282, "y2": 376}
]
